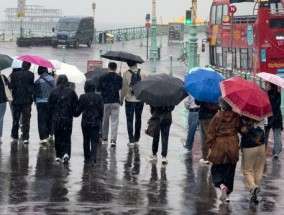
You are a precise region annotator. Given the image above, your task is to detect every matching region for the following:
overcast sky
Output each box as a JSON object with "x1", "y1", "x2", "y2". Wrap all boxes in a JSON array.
[{"x1": 1, "y1": 0, "x2": 212, "y2": 28}]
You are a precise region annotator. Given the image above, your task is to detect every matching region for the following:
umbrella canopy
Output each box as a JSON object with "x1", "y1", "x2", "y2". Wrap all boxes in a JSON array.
[
  {"x1": 55, "y1": 63, "x2": 86, "y2": 84},
  {"x1": 17, "y1": 55, "x2": 54, "y2": 69},
  {"x1": 0, "y1": 54, "x2": 13, "y2": 71},
  {"x1": 220, "y1": 77, "x2": 272, "y2": 121},
  {"x1": 132, "y1": 73, "x2": 187, "y2": 107},
  {"x1": 184, "y1": 67, "x2": 225, "y2": 104},
  {"x1": 256, "y1": 72, "x2": 284, "y2": 88},
  {"x1": 85, "y1": 67, "x2": 108, "y2": 86},
  {"x1": 101, "y1": 51, "x2": 144, "y2": 64}
]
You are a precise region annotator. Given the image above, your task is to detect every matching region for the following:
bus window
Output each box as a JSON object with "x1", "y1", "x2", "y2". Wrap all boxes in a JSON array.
[
  {"x1": 241, "y1": 48, "x2": 248, "y2": 69},
  {"x1": 216, "y1": 47, "x2": 223, "y2": 67},
  {"x1": 270, "y1": 18, "x2": 284, "y2": 28},
  {"x1": 248, "y1": 49, "x2": 253, "y2": 69},
  {"x1": 236, "y1": 48, "x2": 241, "y2": 69},
  {"x1": 210, "y1": 46, "x2": 216, "y2": 65},
  {"x1": 222, "y1": 47, "x2": 229, "y2": 68},
  {"x1": 232, "y1": 48, "x2": 236, "y2": 68},
  {"x1": 223, "y1": 4, "x2": 228, "y2": 16},
  {"x1": 216, "y1": 5, "x2": 223, "y2": 25},
  {"x1": 211, "y1": 6, "x2": 216, "y2": 24}
]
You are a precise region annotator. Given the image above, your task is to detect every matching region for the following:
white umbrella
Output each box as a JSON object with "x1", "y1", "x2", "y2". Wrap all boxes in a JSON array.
[{"x1": 49, "y1": 60, "x2": 86, "y2": 84}]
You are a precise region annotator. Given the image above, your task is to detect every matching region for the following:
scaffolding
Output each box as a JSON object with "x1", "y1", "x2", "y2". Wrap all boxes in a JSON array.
[{"x1": 4, "y1": 5, "x2": 62, "y2": 32}]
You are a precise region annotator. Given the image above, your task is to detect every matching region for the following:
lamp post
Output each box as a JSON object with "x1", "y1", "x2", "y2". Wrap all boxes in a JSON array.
[
  {"x1": 92, "y1": 2, "x2": 97, "y2": 43},
  {"x1": 150, "y1": 0, "x2": 158, "y2": 60},
  {"x1": 186, "y1": 0, "x2": 198, "y2": 72}
]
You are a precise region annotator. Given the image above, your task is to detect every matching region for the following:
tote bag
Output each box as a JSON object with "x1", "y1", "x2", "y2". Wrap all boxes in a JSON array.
[{"x1": 1, "y1": 75, "x2": 13, "y2": 102}]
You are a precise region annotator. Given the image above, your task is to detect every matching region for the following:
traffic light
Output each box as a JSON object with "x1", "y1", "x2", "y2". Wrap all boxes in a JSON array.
[{"x1": 185, "y1": 10, "x2": 192, "y2": 25}]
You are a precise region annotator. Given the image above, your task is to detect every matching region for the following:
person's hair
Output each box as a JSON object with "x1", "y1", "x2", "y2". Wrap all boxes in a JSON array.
[
  {"x1": 38, "y1": 66, "x2": 48, "y2": 75},
  {"x1": 219, "y1": 98, "x2": 232, "y2": 111},
  {"x1": 108, "y1": 62, "x2": 117, "y2": 71},
  {"x1": 270, "y1": 83, "x2": 278, "y2": 91},
  {"x1": 22, "y1": 61, "x2": 31, "y2": 70},
  {"x1": 127, "y1": 60, "x2": 136, "y2": 67}
]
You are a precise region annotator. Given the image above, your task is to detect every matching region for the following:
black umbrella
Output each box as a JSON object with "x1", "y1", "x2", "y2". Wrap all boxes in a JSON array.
[
  {"x1": 132, "y1": 73, "x2": 188, "y2": 107},
  {"x1": 0, "y1": 54, "x2": 13, "y2": 71},
  {"x1": 85, "y1": 67, "x2": 108, "y2": 86},
  {"x1": 101, "y1": 51, "x2": 144, "y2": 64}
]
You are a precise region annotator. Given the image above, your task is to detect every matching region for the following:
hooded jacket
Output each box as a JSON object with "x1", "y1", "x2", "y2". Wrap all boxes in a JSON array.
[
  {"x1": 74, "y1": 80, "x2": 104, "y2": 126},
  {"x1": 48, "y1": 75, "x2": 78, "y2": 122},
  {"x1": 206, "y1": 110, "x2": 241, "y2": 164}
]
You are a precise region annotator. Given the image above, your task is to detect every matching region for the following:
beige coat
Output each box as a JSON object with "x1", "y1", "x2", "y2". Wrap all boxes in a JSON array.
[{"x1": 206, "y1": 111, "x2": 241, "y2": 164}]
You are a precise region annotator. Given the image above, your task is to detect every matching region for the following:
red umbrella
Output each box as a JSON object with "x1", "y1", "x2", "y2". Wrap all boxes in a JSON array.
[
  {"x1": 220, "y1": 77, "x2": 272, "y2": 121},
  {"x1": 17, "y1": 55, "x2": 54, "y2": 69},
  {"x1": 256, "y1": 72, "x2": 284, "y2": 88}
]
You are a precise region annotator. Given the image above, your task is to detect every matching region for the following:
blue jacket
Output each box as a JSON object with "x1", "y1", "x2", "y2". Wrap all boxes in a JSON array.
[{"x1": 34, "y1": 73, "x2": 55, "y2": 103}]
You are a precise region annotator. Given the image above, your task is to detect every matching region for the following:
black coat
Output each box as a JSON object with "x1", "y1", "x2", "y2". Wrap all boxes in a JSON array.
[
  {"x1": 150, "y1": 106, "x2": 174, "y2": 121},
  {"x1": 48, "y1": 75, "x2": 78, "y2": 122},
  {"x1": 10, "y1": 69, "x2": 34, "y2": 105},
  {"x1": 74, "y1": 80, "x2": 104, "y2": 126},
  {"x1": 267, "y1": 88, "x2": 283, "y2": 129}
]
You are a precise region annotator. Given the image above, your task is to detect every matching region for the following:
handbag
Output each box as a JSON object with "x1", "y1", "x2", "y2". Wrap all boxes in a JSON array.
[
  {"x1": 145, "y1": 116, "x2": 160, "y2": 137},
  {"x1": 1, "y1": 75, "x2": 12, "y2": 102}
]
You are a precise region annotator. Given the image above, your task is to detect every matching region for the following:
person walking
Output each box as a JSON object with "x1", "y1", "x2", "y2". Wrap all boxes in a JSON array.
[
  {"x1": 148, "y1": 105, "x2": 175, "y2": 164},
  {"x1": 48, "y1": 75, "x2": 78, "y2": 164},
  {"x1": 10, "y1": 61, "x2": 34, "y2": 144},
  {"x1": 264, "y1": 82, "x2": 283, "y2": 159},
  {"x1": 196, "y1": 100, "x2": 220, "y2": 164},
  {"x1": 120, "y1": 60, "x2": 146, "y2": 146},
  {"x1": 206, "y1": 98, "x2": 240, "y2": 203},
  {"x1": 183, "y1": 94, "x2": 200, "y2": 153},
  {"x1": 74, "y1": 80, "x2": 104, "y2": 164},
  {"x1": 239, "y1": 116, "x2": 265, "y2": 204},
  {"x1": 0, "y1": 72, "x2": 10, "y2": 143},
  {"x1": 34, "y1": 66, "x2": 55, "y2": 144},
  {"x1": 97, "y1": 62, "x2": 122, "y2": 147}
]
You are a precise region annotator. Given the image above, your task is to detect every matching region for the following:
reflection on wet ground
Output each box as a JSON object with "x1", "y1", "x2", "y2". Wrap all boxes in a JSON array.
[{"x1": 0, "y1": 40, "x2": 284, "y2": 214}]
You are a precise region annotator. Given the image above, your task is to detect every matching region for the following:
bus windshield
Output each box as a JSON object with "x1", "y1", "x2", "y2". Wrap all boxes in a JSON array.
[
  {"x1": 231, "y1": 2, "x2": 257, "y2": 16},
  {"x1": 56, "y1": 22, "x2": 79, "y2": 31}
]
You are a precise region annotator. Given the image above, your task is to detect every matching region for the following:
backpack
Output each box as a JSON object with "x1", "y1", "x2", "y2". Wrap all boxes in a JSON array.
[{"x1": 129, "y1": 69, "x2": 141, "y2": 95}]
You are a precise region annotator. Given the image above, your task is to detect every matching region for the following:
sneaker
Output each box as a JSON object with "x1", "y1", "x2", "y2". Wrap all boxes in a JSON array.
[
  {"x1": 55, "y1": 157, "x2": 61, "y2": 162},
  {"x1": 110, "y1": 140, "x2": 116, "y2": 147},
  {"x1": 224, "y1": 195, "x2": 230, "y2": 203},
  {"x1": 11, "y1": 138, "x2": 18, "y2": 143},
  {"x1": 250, "y1": 186, "x2": 260, "y2": 204},
  {"x1": 134, "y1": 140, "x2": 140, "y2": 145},
  {"x1": 40, "y1": 139, "x2": 48, "y2": 144},
  {"x1": 199, "y1": 158, "x2": 210, "y2": 164},
  {"x1": 47, "y1": 135, "x2": 54, "y2": 142},
  {"x1": 161, "y1": 156, "x2": 168, "y2": 164},
  {"x1": 183, "y1": 142, "x2": 188, "y2": 149},
  {"x1": 101, "y1": 137, "x2": 108, "y2": 145},
  {"x1": 219, "y1": 184, "x2": 228, "y2": 202},
  {"x1": 63, "y1": 154, "x2": 69, "y2": 164},
  {"x1": 23, "y1": 140, "x2": 29, "y2": 144},
  {"x1": 273, "y1": 154, "x2": 279, "y2": 159},
  {"x1": 149, "y1": 155, "x2": 158, "y2": 162},
  {"x1": 127, "y1": 142, "x2": 135, "y2": 147}
]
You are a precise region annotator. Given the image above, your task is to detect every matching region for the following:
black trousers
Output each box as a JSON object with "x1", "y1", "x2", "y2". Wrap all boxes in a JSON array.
[
  {"x1": 152, "y1": 119, "x2": 172, "y2": 157},
  {"x1": 53, "y1": 120, "x2": 73, "y2": 159},
  {"x1": 82, "y1": 124, "x2": 100, "y2": 163},
  {"x1": 125, "y1": 101, "x2": 144, "y2": 143},
  {"x1": 36, "y1": 103, "x2": 52, "y2": 140},
  {"x1": 211, "y1": 163, "x2": 237, "y2": 194},
  {"x1": 11, "y1": 104, "x2": 32, "y2": 140}
]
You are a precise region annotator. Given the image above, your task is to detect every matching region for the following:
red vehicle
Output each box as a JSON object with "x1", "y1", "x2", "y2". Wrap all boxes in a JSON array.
[{"x1": 208, "y1": 0, "x2": 284, "y2": 76}]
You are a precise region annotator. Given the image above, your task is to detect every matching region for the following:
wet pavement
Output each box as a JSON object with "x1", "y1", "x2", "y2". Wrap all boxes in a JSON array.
[{"x1": 0, "y1": 35, "x2": 284, "y2": 214}]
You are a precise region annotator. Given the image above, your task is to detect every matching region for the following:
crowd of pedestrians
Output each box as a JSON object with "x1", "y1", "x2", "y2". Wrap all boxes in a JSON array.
[{"x1": 0, "y1": 59, "x2": 282, "y2": 206}]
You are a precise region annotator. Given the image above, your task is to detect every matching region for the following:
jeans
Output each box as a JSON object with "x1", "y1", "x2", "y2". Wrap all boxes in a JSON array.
[
  {"x1": 102, "y1": 103, "x2": 120, "y2": 142},
  {"x1": 264, "y1": 126, "x2": 282, "y2": 155},
  {"x1": 241, "y1": 145, "x2": 265, "y2": 191},
  {"x1": 36, "y1": 103, "x2": 52, "y2": 140},
  {"x1": 53, "y1": 120, "x2": 73, "y2": 159},
  {"x1": 0, "y1": 103, "x2": 6, "y2": 137},
  {"x1": 82, "y1": 124, "x2": 100, "y2": 163},
  {"x1": 152, "y1": 119, "x2": 172, "y2": 157},
  {"x1": 11, "y1": 104, "x2": 32, "y2": 140},
  {"x1": 185, "y1": 111, "x2": 199, "y2": 150},
  {"x1": 125, "y1": 101, "x2": 144, "y2": 143}
]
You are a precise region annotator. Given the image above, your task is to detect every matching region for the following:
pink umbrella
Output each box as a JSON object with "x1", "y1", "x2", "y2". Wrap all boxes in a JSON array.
[
  {"x1": 17, "y1": 55, "x2": 54, "y2": 69},
  {"x1": 256, "y1": 72, "x2": 284, "y2": 88}
]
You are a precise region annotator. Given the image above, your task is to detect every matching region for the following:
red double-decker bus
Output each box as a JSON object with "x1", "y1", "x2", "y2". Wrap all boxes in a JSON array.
[{"x1": 208, "y1": 0, "x2": 284, "y2": 76}]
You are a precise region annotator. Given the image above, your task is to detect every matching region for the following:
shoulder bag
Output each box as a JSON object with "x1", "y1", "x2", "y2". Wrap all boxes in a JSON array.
[{"x1": 1, "y1": 75, "x2": 13, "y2": 102}]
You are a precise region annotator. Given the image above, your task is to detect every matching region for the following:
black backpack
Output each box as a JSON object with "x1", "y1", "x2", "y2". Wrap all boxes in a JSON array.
[{"x1": 129, "y1": 69, "x2": 141, "y2": 95}]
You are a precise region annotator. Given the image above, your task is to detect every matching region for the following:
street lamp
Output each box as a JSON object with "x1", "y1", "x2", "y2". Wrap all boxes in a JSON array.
[
  {"x1": 92, "y1": 2, "x2": 97, "y2": 43},
  {"x1": 150, "y1": 0, "x2": 158, "y2": 60},
  {"x1": 186, "y1": 0, "x2": 198, "y2": 72}
]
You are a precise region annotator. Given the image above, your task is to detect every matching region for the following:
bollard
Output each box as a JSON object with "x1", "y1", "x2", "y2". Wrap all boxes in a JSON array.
[
  {"x1": 241, "y1": 72, "x2": 246, "y2": 79},
  {"x1": 246, "y1": 72, "x2": 251, "y2": 81},
  {"x1": 169, "y1": 55, "x2": 173, "y2": 76},
  {"x1": 99, "y1": 50, "x2": 103, "y2": 60},
  {"x1": 224, "y1": 69, "x2": 228, "y2": 79},
  {"x1": 220, "y1": 68, "x2": 224, "y2": 76},
  {"x1": 152, "y1": 51, "x2": 157, "y2": 73},
  {"x1": 237, "y1": 70, "x2": 241, "y2": 77},
  {"x1": 256, "y1": 76, "x2": 261, "y2": 86},
  {"x1": 62, "y1": 46, "x2": 66, "y2": 63}
]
